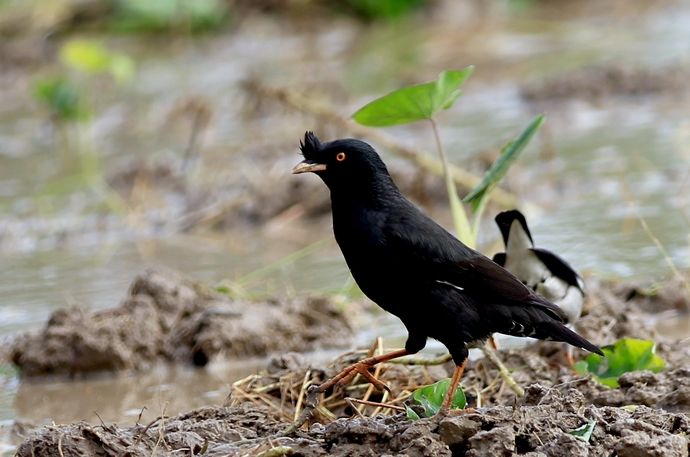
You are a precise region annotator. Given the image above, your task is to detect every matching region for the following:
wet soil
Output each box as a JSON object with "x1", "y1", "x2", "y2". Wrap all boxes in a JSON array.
[
  {"x1": 12, "y1": 275, "x2": 690, "y2": 455},
  {"x1": 520, "y1": 63, "x2": 690, "y2": 102},
  {"x1": 9, "y1": 269, "x2": 353, "y2": 378}
]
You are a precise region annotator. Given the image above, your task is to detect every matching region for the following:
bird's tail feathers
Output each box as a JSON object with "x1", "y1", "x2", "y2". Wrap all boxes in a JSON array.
[
  {"x1": 534, "y1": 321, "x2": 603, "y2": 355},
  {"x1": 497, "y1": 304, "x2": 602, "y2": 355}
]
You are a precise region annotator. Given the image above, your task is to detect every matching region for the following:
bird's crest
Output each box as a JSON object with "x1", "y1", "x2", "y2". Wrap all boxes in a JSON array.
[{"x1": 300, "y1": 131, "x2": 322, "y2": 161}]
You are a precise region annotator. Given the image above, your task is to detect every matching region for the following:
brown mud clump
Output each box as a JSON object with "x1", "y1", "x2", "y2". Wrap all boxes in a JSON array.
[{"x1": 9, "y1": 269, "x2": 352, "y2": 377}]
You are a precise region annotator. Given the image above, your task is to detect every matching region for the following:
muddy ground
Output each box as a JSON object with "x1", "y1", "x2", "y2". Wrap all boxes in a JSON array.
[
  {"x1": 9, "y1": 274, "x2": 690, "y2": 456},
  {"x1": 9, "y1": 269, "x2": 353, "y2": 377}
]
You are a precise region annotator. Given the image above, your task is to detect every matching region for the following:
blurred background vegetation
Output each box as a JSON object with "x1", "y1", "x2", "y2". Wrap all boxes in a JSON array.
[{"x1": 1, "y1": 0, "x2": 689, "y2": 438}]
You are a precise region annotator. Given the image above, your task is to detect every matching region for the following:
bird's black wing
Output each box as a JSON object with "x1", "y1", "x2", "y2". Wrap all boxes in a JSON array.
[
  {"x1": 530, "y1": 248, "x2": 584, "y2": 291},
  {"x1": 382, "y1": 208, "x2": 602, "y2": 354},
  {"x1": 383, "y1": 210, "x2": 568, "y2": 322}
]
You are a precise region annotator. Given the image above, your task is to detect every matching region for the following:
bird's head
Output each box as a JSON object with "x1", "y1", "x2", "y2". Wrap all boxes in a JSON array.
[
  {"x1": 292, "y1": 131, "x2": 390, "y2": 191},
  {"x1": 495, "y1": 210, "x2": 533, "y2": 245}
]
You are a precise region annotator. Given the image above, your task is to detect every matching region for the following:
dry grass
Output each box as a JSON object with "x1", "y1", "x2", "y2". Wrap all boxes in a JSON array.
[{"x1": 227, "y1": 337, "x2": 521, "y2": 426}]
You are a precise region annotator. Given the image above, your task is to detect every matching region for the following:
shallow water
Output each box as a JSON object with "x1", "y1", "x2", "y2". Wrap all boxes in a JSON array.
[{"x1": 1, "y1": 0, "x2": 690, "y2": 442}]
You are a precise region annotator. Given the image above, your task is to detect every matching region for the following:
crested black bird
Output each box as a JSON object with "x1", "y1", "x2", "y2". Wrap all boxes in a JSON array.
[
  {"x1": 493, "y1": 209, "x2": 586, "y2": 364},
  {"x1": 292, "y1": 132, "x2": 601, "y2": 411}
]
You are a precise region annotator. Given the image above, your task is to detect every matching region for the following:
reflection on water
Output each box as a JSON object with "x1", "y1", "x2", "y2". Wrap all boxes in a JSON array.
[{"x1": 12, "y1": 360, "x2": 264, "y2": 425}]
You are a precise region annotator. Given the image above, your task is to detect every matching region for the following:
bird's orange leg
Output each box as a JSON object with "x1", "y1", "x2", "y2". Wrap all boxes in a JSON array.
[
  {"x1": 316, "y1": 348, "x2": 410, "y2": 394},
  {"x1": 565, "y1": 346, "x2": 575, "y2": 368},
  {"x1": 441, "y1": 359, "x2": 468, "y2": 412}
]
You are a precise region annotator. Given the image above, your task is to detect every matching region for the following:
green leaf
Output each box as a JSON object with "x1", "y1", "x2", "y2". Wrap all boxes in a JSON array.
[
  {"x1": 463, "y1": 114, "x2": 545, "y2": 211},
  {"x1": 112, "y1": 0, "x2": 229, "y2": 33},
  {"x1": 573, "y1": 338, "x2": 666, "y2": 388},
  {"x1": 409, "y1": 378, "x2": 466, "y2": 418},
  {"x1": 60, "y1": 40, "x2": 112, "y2": 74},
  {"x1": 33, "y1": 77, "x2": 89, "y2": 122},
  {"x1": 215, "y1": 285, "x2": 231, "y2": 294},
  {"x1": 405, "y1": 405, "x2": 421, "y2": 421},
  {"x1": 352, "y1": 67, "x2": 474, "y2": 126},
  {"x1": 346, "y1": 0, "x2": 425, "y2": 20},
  {"x1": 570, "y1": 420, "x2": 596, "y2": 442},
  {"x1": 60, "y1": 40, "x2": 135, "y2": 84}
]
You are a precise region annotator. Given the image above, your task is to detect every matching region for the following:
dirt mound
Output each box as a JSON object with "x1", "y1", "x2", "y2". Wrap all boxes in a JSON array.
[{"x1": 9, "y1": 269, "x2": 353, "y2": 377}]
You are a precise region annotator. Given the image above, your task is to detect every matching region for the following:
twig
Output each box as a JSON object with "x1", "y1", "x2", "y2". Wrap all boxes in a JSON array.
[
  {"x1": 635, "y1": 205, "x2": 690, "y2": 294},
  {"x1": 357, "y1": 337, "x2": 384, "y2": 414},
  {"x1": 134, "y1": 415, "x2": 169, "y2": 446},
  {"x1": 57, "y1": 433, "x2": 64, "y2": 457},
  {"x1": 150, "y1": 406, "x2": 168, "y2": 457},
  {"x1": 481, "y1": 346, "x2": 525, "y2": 397},
  {"x1": 293, "y1": 370, "x2": 312, "y2": 422},
  {"x1": 136, "y1": 406, "x2": 148, "y2": 426},
  {"x1": 345, "y1": 398, "x2": 366, "y2": 418},
  {"x1": 345, "y1": 397, "x2": 406, "y2": 413}
]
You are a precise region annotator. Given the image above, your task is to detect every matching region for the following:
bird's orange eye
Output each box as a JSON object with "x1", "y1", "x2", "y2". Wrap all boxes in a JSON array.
[{"x1": 336, "y1": 152, "x2": 346, "y2": 162}]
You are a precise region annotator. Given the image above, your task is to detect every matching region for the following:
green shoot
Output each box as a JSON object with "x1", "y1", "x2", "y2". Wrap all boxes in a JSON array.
[
  {"x1": 406, "y1": 378, "x2": 466, "y2": 420},
  {"x1": 574, "y1": 338, "x2": 665, "y2": 388}
]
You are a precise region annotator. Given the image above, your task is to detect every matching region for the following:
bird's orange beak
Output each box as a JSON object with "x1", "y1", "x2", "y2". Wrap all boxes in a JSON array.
[{"x1": 292, "y1": 161, "x2": 327, "y2": 174}]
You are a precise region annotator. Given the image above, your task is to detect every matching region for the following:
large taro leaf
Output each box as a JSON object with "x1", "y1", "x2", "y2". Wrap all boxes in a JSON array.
[
  {"x1": 574, "y1": 337, "x2": 665, "y2": 388},
  {"x1": 352, "y1": 67, "x2": 474, "y2": 127}
]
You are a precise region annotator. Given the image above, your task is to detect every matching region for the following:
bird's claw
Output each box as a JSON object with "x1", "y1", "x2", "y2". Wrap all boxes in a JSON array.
[{"x1": 337, "y1": 361, "x2": 391, "y2": 392}]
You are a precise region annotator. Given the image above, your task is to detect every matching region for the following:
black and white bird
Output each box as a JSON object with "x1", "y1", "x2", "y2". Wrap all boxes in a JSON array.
[{"x1": 492, "y1": 210, "x2": 585, "y2": 362}]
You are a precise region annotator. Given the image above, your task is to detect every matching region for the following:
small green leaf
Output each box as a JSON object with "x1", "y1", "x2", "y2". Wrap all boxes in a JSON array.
[
  {"x1": 570, "y1": 420, "x2": 596, "y2": 442},
  {"x1": 60, "y1": 40, "x2": 135, "y2": 84},
  {"x1": 352, "y1": 67, "x2": 474, "y2": 126},
  {"x1": 409, "y1": 378, "x2": 466, "y2": 418},
  {"x1": 112, "y1": 0, "x2": 229, "y2": 33},
  {"x1": 463, "y1": 114, "x2": 545, "y2": 211},
  {"x1": 346, "y1": 0, "x2": 424, "y2": 20},
  {"x1": 574, "y1": 338, "x2": 666, "y2": 388},
  {"x1": 33, "y1": 77, "x2": 89, "y2": 122},
  {"x1": 215, "y1": 285, "x2": 231, "y2": 294},
  {"x1": 60, "y1": 40, "x2": 112, "y2": 74},
  {"x1": 405, "y1": 405, "x2": 421, "y2": 421}
]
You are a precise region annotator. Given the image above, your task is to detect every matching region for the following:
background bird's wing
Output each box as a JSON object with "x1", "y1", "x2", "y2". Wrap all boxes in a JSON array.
[
  {"x1": 530, "y1": 248, "x2": 584, "y2": 290},
  {"x1": 492, "y1": 252, "x2": 506, "y2": 266}
]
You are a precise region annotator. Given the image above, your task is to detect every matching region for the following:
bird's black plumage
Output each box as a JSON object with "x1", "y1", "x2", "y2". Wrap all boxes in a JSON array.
[{"x1": 294, "y1": 132, "x2": 602, "y2": 367}]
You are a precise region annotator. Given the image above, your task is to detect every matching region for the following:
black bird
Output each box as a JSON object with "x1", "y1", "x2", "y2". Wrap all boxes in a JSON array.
[
  {"x1": 293, "y1": 132, "x2": 601, "y2": 411},
  {"x1": 493, "y1": 209, "x2": 586, "y2": 364}
]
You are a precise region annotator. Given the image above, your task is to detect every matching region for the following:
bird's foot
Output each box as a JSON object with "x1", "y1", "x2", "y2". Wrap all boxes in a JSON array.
[{"x1": 337, "y1": 360, "x2": 391, "y2": 392}]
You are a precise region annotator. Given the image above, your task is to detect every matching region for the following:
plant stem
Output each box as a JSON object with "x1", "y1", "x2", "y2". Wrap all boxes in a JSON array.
[
  {"x1": 481, "y1": 345, "x2": 524, "y2": 397},
  {"x1": 429, "y1": 118, "x2": 474, "y2": 246}
]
